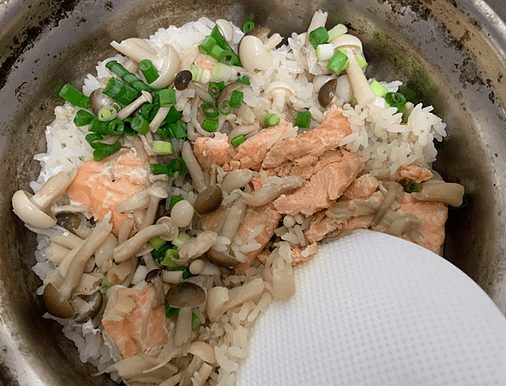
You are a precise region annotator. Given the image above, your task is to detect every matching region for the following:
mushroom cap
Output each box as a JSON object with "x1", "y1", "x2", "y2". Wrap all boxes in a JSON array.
[
  {"x1": 189, "y1": 341, "x2": 216, "y2": 364},
  {"x1": 155, "y1": 216, "x2": 179, "y2": 241},
  {"x1": 205, "y1": 247, "x2": 240, "y2": 268},
  {"x1": 166, "y1": 282, "x2": 206, "y2": 308},
  {"x1": 215, "y1": 19, "x2": 235, "y2": 43},
  {"x1": 12, "y1": 190, "x2": 57, "y2": 229},
  {"x1": 149, "y1": 44, "x2": 181, "y2": 89},
  {"x1": 72, "y1": 291, "x2": 104, "y2": 323},
  {"x1": 265, "y1": 81, "x2": 294, "y2": 98},
  {"x1": 43, "y1": 282, "x2": 75, "y2": 319},
  {"x1": 147, "y1": 186, "x2": 169, "y2": 200},
  {"x1": 239, "y1": 35, "x2": 273, "y2": 73},
  {"x1": 331, "y1": 34, "x2": 363, "y2": 54}
]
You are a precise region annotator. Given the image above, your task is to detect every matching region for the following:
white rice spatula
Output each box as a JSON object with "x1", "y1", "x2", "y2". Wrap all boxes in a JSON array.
[{"x1": 237, "y1": 229, "x2": 506, "y2": 386}]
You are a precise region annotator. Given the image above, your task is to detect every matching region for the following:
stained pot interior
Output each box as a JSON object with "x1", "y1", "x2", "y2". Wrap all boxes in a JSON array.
[{"x1": 1, "y1": 0, "x2": 506, "y2": 385}]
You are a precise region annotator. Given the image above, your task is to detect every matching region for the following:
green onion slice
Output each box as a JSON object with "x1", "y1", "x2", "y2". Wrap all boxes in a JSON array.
[
  {"x1": 202, "y1": 118, "x2": 219, "y2": 132},
  {"x1": 295, "y1": 110, "x2": 312, "y2": 128},
  {"x1": 218, "y1": 100, "x2": 231, "y2": 115},
  {"x1": 404, "y1": 182, "x2": 422, "y2": 193},
  {"x1": 229, "y1": 90, "x2": 244, "y2": 108},
  {"x1": 139, "y1": 59, "x2": 160, "y2": 84},
  {"x1": 73, "y1": 109, "x2": 95, "y2": 126},
  {"x1": 385, "y1": 92, "x2": 407, "y2": 113},
  {"x1": 97, "y1": 106, "x2": 118, "y2": 121},
  {"x1": 131, "y1": 114, "x2": 150, "y2": 135},
  {"x1": 208, "y1": 81, "x2": 225, "y2": 99},
  {"x1": 264, "y1": 112, "x2": 281, "y2": 127},
  {"x1": 201, "y1": 101, "x2": 220, "y2": 118},
  {"x1": 59, "y1": 83, "x2": 90, "y2": 109},
  {"x1": 308, "y1": 26, "x2": 329, "y2": 49},
  {"x1": 231, "y1": 133, "x2": 245, "y2": 148}
]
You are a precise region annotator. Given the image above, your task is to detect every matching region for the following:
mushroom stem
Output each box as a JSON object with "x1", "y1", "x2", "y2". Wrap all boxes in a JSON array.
[
  {"x1": 114, "y1": 217, "x2": 178, "y2": 263},
  {"x1": 140, "y1": 187, "x2": 168, "y2": 230},
  {"x1": 117, "y1": 91, "x2": 153, "y2": 120},
  {"x1": 263, "y1": 33, "x2": 282, "y2": 51},
  {"x1": 345, "y1": 51, "x2": 376, "y2": 107},
  {"x1": 58, "y1": 213, "x2": 113, "y2": 300},
  {"x1": 182, "y1": 141, "x2": 208, "y2": 193},
  {"x1": 412, "y1": 182, "x2": 465, "y2": 207},
  {"x1": 32, "y1": 169, "x2": 77, "y2": 209}
]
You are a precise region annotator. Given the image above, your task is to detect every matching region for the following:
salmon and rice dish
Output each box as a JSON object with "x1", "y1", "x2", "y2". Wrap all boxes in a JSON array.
[{"x1": 11, "y1": 9, "x2": 465, "y2": 386}]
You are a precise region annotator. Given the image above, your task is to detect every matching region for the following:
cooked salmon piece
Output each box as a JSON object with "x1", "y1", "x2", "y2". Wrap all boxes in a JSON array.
[
  {"x1": 341, "y1": 174, "x2": 379, "y2": 201},
  {"x1": 397, "y1": 164, "x2": 433, "y2": 184},
  {"x1": 395, "y1": 193, "x2": 448, "y2": 254},
  {"x1": 227, "y1": 120, "x2": 291, "y2": 171},
  {"x1": 235, "y1": 204, "x2": 281, "y2": 275},
  {"x1": 102, "y1": 285, "x2": 171, "y2": 358},
  {"x1": 262, "y1": 105, "x2": 351, "y2": 169},
  {"x1": 273, "y1": 150, "x2": 364, "y2": 216},
  {"x1": 66, "y1": 149, "x2": 149, "y2": 235},
  {"x1": 193, "y1": 132, "x2": 232, "y2": 172}
]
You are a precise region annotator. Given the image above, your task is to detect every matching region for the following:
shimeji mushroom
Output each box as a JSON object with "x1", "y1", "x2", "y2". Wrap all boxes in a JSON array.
[
  {"x1": 206, "y1": 277, "x2": 264, "y2": 322},
  {"x1": 215, "y1": 19, "x2": 235, "y2": 42},
  {"x1": 412, "y1": 181, "x2": 465, "y2": 207},
  {"x1": 43, "y1": 213, "x2": 112, "y2": 318},
  {"x1": 265, "y1": 81, "x2": 294, "y2": 113},
  {"x1": 165, "y1": 282, "x2": 207, "y2": 346},
  {"x1": 239, "y1": 32, "x2": 282, "y2": 72},
  {"x1": 113, "y1": 216, "x2": 178, "y2": 263},
  {"x1": 331, "y1": 34, "x2": 376, "y2": 107},
  {"x1": 177, "y1": 230, "x2": 218, "y2": 265},
  {"x1": 185, "y1": 341, "x2": 216, "y2": 386},
  {"x1": 12, "y1": 169, "x2": 77, "y2": 229},
  {"x1": 117, "y1": 90, "x2": 153, "y2": 120},
  {"x1": 111, "y1": 38, "x2": 181, "y2": 88},
  {"x1": 140, "y1": 186, "x2": 168, "y2": 229}
]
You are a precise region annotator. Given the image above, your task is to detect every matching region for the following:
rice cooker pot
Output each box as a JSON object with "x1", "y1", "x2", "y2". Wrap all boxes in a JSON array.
[{"x1": 1, "y1": 0, "x2": 506, "y2": 385}]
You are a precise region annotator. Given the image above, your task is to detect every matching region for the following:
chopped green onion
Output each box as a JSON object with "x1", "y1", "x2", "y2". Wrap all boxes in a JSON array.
[
  {"x1": 191, "y1": 312, "x2": 202, "y2": 331},
  {"x1": 370, "y1": 80, "x2": 388, "y2": 98},
  {"x1": 295, "y1": 110, "x2": 312, "y2": 128},
  {"x1": 231, "y1": 133, "x2": 245, "y2": 147},
  {"x1": 131, "y1": 114, "x2": 150, "y2": 135},
  {"x1": 149, "y1": 235, "x2": 166, "y2": 250},
  {"x1": 236, "y1": 76, "x2": 250, "y2": 85},
  {"x1": 210, "y1": 25, "x2": 242, "y2": 67},
  {"x1": 158, "y1": 88, "x2": 177, "y2": 107},
  {"x1": 138, "y1": 59, "x2": 159, "y2": 84},
  {"x1": 198, "y1": 35, "x2": 217, "y2": 55},
  {"x1": 172, "y1": 232, "x2": 191, "y2": 248},
  {"x1": 218, "y1": 100, "x2": 231, "y2": 115},
  {"x1": 103, "y1": 77, "x2": 140, "y2": 105},
  {"x1": 168, "y1": 121, "x2": 188, "y2": 139},
  {"x1": 404, "y1": 182, "x2": 422, "y2": 193},
  {"x1": 85, "y1": 132, "x2": 104, "y2": 148},
  {"x1": 218, "y1": 50, "x2": 236, "y2": 65},
  {"x1": 315, "y1": 43, "x2": 335, "y2": 61},
  {"x1": 243, "y1": 12, "x2": 255, "y2": 34},
  {"x1": 105, "y1": 60, "x2": 152, "y2": 92},
  {"x1": 106, "y1": 118, "x2": 125, "y2": 136},
  {"x1": 229, "y1": 90, "x2": 244, "y2": 108},
  {"x1": 139, "y1": 103, "x2": 159, "y2": 121},
  {"x1": 190, "y1": 64, "x2": 204, "y2": 83},
  {"x1": 92, "y1": 141, "x2": 122, "y2": 162},
  {"x1": 152, "y1": 140, "x2": 173, "y2": 155},
  {"x1": 73, "y1": 109, "x2": 95, "y2": 126},
  {"x1": 169, "y1": 195, "x2": 184, "y2": 209},
  {"x1": 201, "y1": 101, "x2": 219, "y2": 118},
  {"x1": 59, "y1": 83, "x2": 90, "y2": 108},
  {"x1": 98, "y1": 106, "x2": 118, "y2": 121},
  {"x1": 264, "y1": 112, "x2": 280, "y2": 127},
  {"x1": 150, "y1": 157, "x2": 188, "y2": 177},
  {"x1": 211, "y1": 63, "x2": 233, "y2": 82},
  {"x1": 208, "y1": 81, "x2": 225, "y2": 99},
  {"x1": 327, "y1": 24, "x2": 347, "y2": 42},
  {"x1": 327, "y1": 49, "x2": 349, "y2": 74},
  {"x1": 161, "y1": 249, "x2": 180, "y2": 267},
  {"x1": 355, "y1": 54, "x2": 368, "y2": 70},
  {"x1": 308, "y1": 26, "x2": 329, "y2": 49},
  {"x1": 385, "y1": 92, "x2": 407, "y2": 113},
  {"x1": 165, "y1": 302, "x2": 180, "y2": 318},
  {"x1": 164, "y1": 107, "x2": 184, "y2": 125},
  {"x1": 202, "y1": 118, "x2": 219, "y2": 132},
  {"x1": 88, "y1": 118, "x2": 107, "y2": 134}
]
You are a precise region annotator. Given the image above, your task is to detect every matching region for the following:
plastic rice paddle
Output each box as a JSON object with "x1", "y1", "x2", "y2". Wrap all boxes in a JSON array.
[{"x1": 236, "y1": 229, "x2": 506, "y2": 386}]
